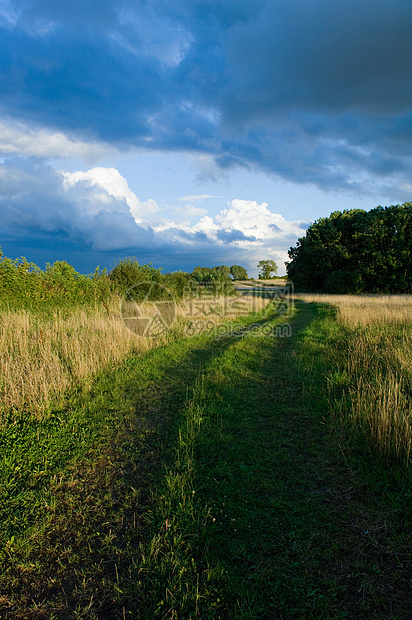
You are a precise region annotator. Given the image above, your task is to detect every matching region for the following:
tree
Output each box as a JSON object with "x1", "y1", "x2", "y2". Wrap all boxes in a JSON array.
[
  {"x1": 286, "y1": 203, "x2": 412, "y2": 293},
  {"x1": 257, "y1": 259, "x2": 278, "y2": 279},
  {"x1": 230, "y1": 264, "x2": 249, "y2": 280},
  {"x1": 109, "y1": 257, "x2": 163, "y2": 295},
  {"x1": 214, "y1": 265, "x2": 231, "y2": 280},
  {"x1": 191, "y1": 265, "x2": 231, "y2": 283},
  {"x1": 190, "y1": 265, "x2": 235, "y2": 295},
  {"x1": 164, "y1": 271, "x2": 191, "y2": 297}
]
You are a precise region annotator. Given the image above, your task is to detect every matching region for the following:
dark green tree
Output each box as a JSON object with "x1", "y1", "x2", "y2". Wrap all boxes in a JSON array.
[
  {"x1": 190, "y1": 265, "x2": 235, "y2": 295},
  {"x1": 164, "y1": 271, "x2": 191, "y2": 297},
  {"x1": 286, "y1": 203, "x2": 412, "y2": 293},
  {"x1": 230, "y1": 264, "x2": 249, "y2": 280}
]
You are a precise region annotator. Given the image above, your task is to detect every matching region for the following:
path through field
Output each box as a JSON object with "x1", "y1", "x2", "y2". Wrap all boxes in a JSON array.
[
  {"x1": 156, "y1": 301, "x2": 411, "y2": 619},
  {"x1": 1, "y1": 301, "x2": 411, "y2": 619}
]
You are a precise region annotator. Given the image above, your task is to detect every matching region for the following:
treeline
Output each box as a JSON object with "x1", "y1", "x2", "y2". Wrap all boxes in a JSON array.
[
  {"x1": 107, "y1": 259, "x2": 246, "y2": 298},
  {"x1": 0, "y1": 252, "x2": 111, "y2": 309},
  {"x1": 287, "y1": 203, "x2": 412, "y2": 293},
  {"x1": 0, "y1": 249, "x2": 250, "y2": 309}
]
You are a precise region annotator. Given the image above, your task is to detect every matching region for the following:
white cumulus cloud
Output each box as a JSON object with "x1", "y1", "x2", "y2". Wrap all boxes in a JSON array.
[
  {"x1": 62, "y1": 167, "x2": 159, "y2": 224},
  {"x1": 216, "y1": 199, "x2": 307, "y2": 241},
  {"x1": 155, "y1": 198, "x2": 310, "y2": 271},
  {"x1": 0, "y1": 159, "x2": 152, "y2": 251}
]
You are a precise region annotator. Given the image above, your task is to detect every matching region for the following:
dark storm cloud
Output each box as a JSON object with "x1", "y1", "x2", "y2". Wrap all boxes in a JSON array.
[
  {"x1": 0, "y1": 21, "x2": 163, "y2": 142},
  {"x1": 221, "y1": 0, "x2": 412, "y2": 119},
  {"x1": 1, "y1": 0, "x2": 412, "y2": 189}
]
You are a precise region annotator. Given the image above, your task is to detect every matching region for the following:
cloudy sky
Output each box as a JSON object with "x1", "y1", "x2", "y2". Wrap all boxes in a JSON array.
[{"x1": 1, "y1": 0, "x2": 412, "y2": 276}]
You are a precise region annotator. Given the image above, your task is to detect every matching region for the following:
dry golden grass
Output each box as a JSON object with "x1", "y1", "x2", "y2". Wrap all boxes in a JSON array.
[
  {"x1": 0, "y1": 305, "x2": 146, "y2": 420},
  {"x1": 0, "y1": 294, "x2": 270, "y2": 423},
  {"x1": 298, "y1": 293, "x2": 412, "y2": 465},
  {"x1": 297, "y1": 293, "x2": 412, "y2": 326}
]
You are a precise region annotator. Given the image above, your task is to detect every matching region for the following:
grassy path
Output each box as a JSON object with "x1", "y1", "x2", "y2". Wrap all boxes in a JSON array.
[
  {"x1": 141, "y1": 301, "x2": 412, "y2": 619},
  {"x1": 1, "y1": 301, "x2": 411, "y2": 618}
]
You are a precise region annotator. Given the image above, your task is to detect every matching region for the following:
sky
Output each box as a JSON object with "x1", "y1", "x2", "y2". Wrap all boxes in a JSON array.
[{"x1": 1, "y1": 1, "x2": 412, "y2": 277}]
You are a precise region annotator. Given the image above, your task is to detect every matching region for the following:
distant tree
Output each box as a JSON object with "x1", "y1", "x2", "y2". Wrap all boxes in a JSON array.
[
  {"x1": 164, "y1": 271, "x2": 191, "y2": 297},
  {"x1": 190, "y1": 264, "x2": 235, "y2": 295},
  {"x1": 109, "y1": 257, "x2": 163, "y2": 294},
  {"x1": 191, "y1": 265, "x2": 231, "y2": 283},
  {"x1": 230, "y1": 264, "x2": 249, "y2": 280},
  {"x1": 286, "y1": 203, "x2": 412, "y2": 293},
  {"x1": 214, "y1": 265, "x2": 231, "y2": 280},
  {"x1": 191, "y1": 266, "x2": 213, "y2": 283},
  {"x1": 257, "y1": 259, "x2": 278, "y2": 279}
]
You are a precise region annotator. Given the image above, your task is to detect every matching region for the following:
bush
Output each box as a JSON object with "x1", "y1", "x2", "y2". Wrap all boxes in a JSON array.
[
  {"x1": 0, "y1": 248, "x2": 112, "y2": 311},
  {"x1": 109, "y1": 257, "x2": 164, "y2": 294}
]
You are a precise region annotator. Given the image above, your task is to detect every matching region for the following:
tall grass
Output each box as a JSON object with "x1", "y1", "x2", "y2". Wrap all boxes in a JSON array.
[
  {"x1": 0, "y1": 304, "x2": 145, "y2": 420},
  {"x1": 0, "y1": 294, "x2": 270, "y2": 424},
  {"x1": 299, "y1": 293, "x2": 412, "y2": 326},
  {"x1": 298, "y1": 294, "x2": 412, "y2": 466}
]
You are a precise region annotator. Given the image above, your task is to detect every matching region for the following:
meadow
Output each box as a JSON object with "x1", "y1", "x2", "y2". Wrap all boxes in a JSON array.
[
  {"x1": 0, "y1": 286, "x2": 411, "y2": 618},
  {"x1": 298, "y1": 294, "x2": 412, "y2": 466},
  {"x1": 0, "y1": 293, "x2": 270, "y2": 422}
]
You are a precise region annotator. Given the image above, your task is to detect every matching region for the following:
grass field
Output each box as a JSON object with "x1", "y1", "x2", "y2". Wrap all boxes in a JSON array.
[
  {"x1": 0, "y1": 293, "x2": 411, "y2": 618},
  {"x1": 0, "y1": 294, "x2": 270, "y2": 423},
  {"x1": 298, "y1": 294, "x2": 412, "y2": 466}
]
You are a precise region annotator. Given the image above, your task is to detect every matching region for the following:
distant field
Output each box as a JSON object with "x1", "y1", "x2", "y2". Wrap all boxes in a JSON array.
[
  {"x1": 235, "y1": 278, "x2": 288, "y2": 287},
  {"x1": 1, "y1": 292, "x2": 411, "y2": 618}
]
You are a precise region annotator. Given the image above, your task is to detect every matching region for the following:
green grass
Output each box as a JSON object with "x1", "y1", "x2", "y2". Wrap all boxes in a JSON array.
[{"x1": 1, "y1": 301, "x2": 411, "y2": 618}]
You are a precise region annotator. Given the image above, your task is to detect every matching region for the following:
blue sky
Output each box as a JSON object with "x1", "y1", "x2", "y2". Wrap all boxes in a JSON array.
[{"x1": 1, "y1": 0, "x2": 412, "y2": 276}]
